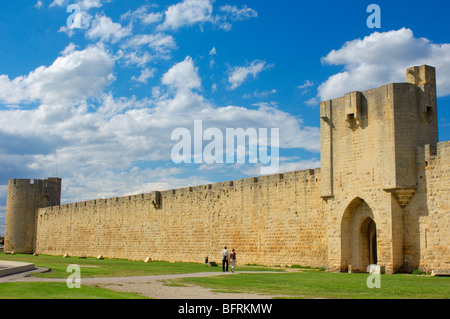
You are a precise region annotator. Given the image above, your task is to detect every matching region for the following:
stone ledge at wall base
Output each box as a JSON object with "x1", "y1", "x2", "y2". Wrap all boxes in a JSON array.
[
  {"x1": 431, "y1": 270, "x2": 450, "y2": 277},
  {"x1": 347, "y1": 264, "x2": 386, "y2": 274},
  {"x1": 0, "y1": 260, "x2": 36, "y2": 278}
]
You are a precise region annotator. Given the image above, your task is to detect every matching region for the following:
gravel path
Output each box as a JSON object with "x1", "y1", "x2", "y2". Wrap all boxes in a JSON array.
[{"x1": 0, "y1": 268, "x2": 285, "y2": 299}]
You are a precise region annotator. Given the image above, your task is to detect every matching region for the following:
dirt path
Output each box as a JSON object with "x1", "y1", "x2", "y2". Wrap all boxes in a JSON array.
[
  {"x1": 90, "y1": 272, "x2": 282, "y2": 299},
  {"x1": 1, "y1": 269, "x2": 285, "y2": 299}
]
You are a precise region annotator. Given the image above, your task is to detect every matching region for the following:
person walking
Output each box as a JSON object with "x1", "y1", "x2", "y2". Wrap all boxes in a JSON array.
[
  {"x1": 221, "y1": 246, "x2": 229, "y2": 272},
  {"x1": 230, "y1": 248, "x2": 237, "y2": 273}
]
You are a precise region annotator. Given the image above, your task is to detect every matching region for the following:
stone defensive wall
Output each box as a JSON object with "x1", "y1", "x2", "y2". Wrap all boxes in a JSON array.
[
  {"x1": 405, "y1": 141, "x2": 450, "y2": 272},
  {"x1": 11, "y1": 65, "x2": 449, "y2": 273},
  {"x1": 35, "y1": 168, "x2": 328, "y2": 268}
]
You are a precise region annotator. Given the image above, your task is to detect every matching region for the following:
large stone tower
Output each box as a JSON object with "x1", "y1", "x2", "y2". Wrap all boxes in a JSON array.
[
  {"x1": 320, "y1": 65, "x2": 439, "y2": 273},
  {"x1": 4, "y1": 178, "x2": 62, "y2": 254}
]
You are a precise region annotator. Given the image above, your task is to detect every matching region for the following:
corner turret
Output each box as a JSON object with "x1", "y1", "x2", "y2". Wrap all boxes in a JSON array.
[{"x1": 4, "y1": 178, "x2": 61, "y2": 254}]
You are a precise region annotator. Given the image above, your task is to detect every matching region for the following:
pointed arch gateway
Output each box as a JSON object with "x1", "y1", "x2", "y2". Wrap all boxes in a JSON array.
[{"x1": 340, "y1": 197, "x2": 378, "y2": 272}]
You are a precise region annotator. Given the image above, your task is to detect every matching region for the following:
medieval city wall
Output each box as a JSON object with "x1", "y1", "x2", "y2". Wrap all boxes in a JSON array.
[
  {"x1": 14, "y1": 65, "x2": 449, "y2": 273},
  {"x1": 36, "y1": 169, "x2": 328, "y2": 268},
  {"x1": 404, "y1": 141, "x2": 450, "y2": 272}
]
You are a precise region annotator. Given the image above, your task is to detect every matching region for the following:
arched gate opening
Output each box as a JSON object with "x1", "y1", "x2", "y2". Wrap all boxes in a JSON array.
[{"x1": 341, "y1": 198, "x2": 377, "y2": 272}]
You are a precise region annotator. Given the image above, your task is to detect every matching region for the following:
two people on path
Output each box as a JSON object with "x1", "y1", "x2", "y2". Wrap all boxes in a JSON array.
[{"x1": 221, "y1": 246, "x2": 237, "y2": 273}]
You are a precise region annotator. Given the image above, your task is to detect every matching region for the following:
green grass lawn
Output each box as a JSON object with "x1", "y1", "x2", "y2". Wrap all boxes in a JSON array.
[
  {"x1": 169, "y1": 271, "x2": 450, "y2": 299},
  {"x1": 0, "y1": 253, "x2": 277, "y2": 299},
  {"x1": 1, "y1": 253, "x2": 448, "y2": 299},
  {"x1": 0, "y1": 282, "x2": 149, "y2": 299},
  {"x1": 0, "y1": 253, "x2": 274, "y2": 278}
]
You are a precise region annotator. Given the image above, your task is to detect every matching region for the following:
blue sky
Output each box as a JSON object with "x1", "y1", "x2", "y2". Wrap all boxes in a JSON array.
[{"x1": 1, "y1": 0, "x2": 450, "y2": 236}]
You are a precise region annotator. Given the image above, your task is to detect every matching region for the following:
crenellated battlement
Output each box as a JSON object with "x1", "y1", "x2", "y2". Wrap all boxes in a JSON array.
[
  {"x1": 34, "y1": 165, "x2": 326, "y2": 265},
  {"x1": 39, "y1": 168, "x2": 321, "y2": 217}
]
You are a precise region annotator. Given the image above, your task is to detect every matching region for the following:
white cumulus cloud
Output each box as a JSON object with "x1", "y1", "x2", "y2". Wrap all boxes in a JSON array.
[
  {"x1": 50, "y1": 0, "x2": 111, "y2": 10},
  {"x1": 131, "y1": 68, "x2": 157, "y2": 84},
  {"x1": 218, "y1": 4, "x2": 257, "y2": 21},
  {"x1": 158, "y1": 0, "x2": 257, "y2": 31},
  {"x1": 121, "y1": 5, "x2": 163, "y2": 25},
  {"x1": 162, "y1": 56, "x2": 202, "y2": 91},
  {"x1": 317, "y1": 28, "x2": 450, "y2": 101},
  {"x1": 124, "y1": 33, "x2": 177, "y2": 54},
  {"x1": 160, "y1": 0, "x2": 213, "y2": 30},
  {"x1": 86, "y1": 15, "x2": 132, "y2": 43},
  {"x1": 228, "y1": 60, "x2": 273, "y2": 90},
  {"x1": 0, "y1": 44, "x2": 115, "y2": 105}
]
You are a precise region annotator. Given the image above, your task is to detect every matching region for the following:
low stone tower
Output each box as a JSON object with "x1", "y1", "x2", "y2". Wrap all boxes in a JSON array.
[{"x1": 4, "y1": 178, "x2": 61, "y2": 254}]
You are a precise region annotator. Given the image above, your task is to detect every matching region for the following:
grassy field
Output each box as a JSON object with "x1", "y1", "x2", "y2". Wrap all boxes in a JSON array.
[
  {"x1": 0, "y1": 282, "x2": 149, "y2": 299},
  {"x1": 0, "y1": 253, "x2": 274, "y2": 278},
  {"x1": 169, "y1": 271, "x2": 450, "y2": 299},
  {"x1": 0, "y1": 253, "x2": 276, "y2": 299},
  {"x1": 1, "y1": 253, "x2": 448, "y2": 299}
]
